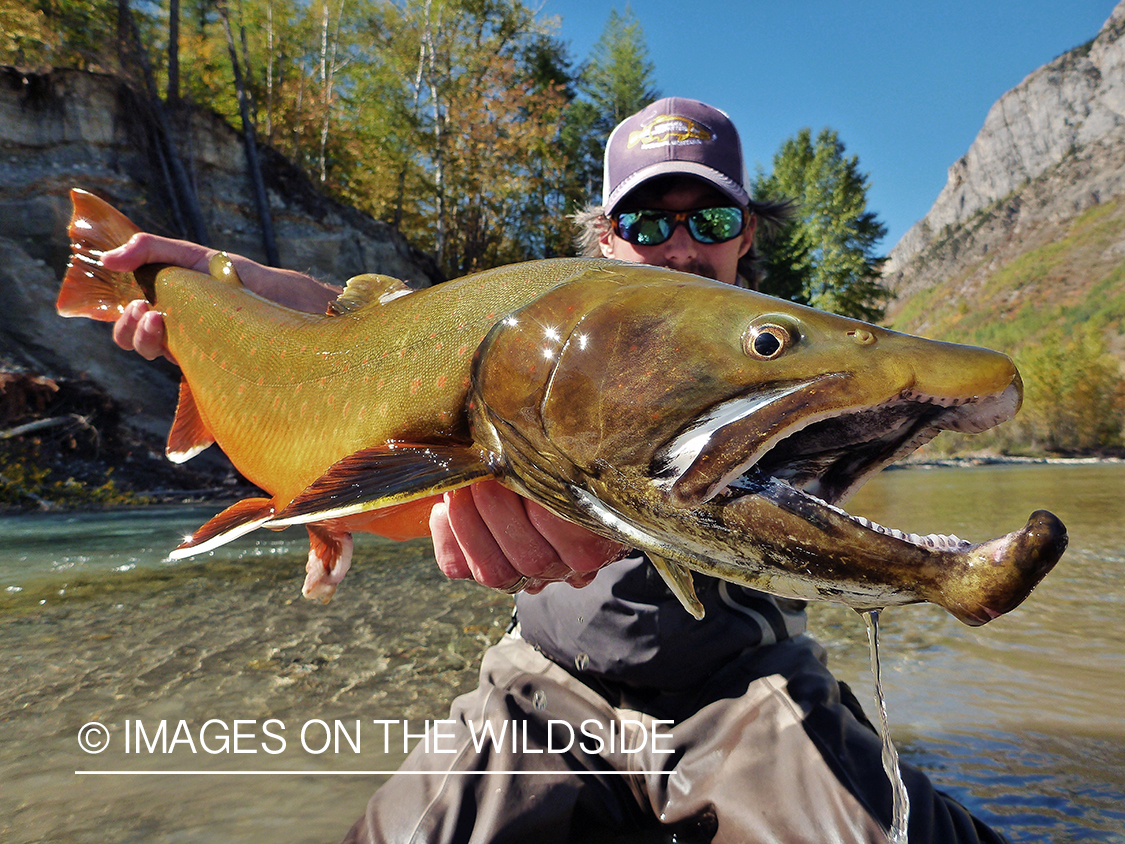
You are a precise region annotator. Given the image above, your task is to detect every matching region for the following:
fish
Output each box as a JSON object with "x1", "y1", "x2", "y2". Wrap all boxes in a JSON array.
[{"x1": 57, "y1": 188, "x2": 1066, "y2": 625}]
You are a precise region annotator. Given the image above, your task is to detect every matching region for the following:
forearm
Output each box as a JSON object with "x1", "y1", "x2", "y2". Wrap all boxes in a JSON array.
[
  {"x1": 224, "y1": 259, "x2": 340, "y2": 313},
  {"x1": 102, "y1": 232, "x2": 340, "y2": 314}
]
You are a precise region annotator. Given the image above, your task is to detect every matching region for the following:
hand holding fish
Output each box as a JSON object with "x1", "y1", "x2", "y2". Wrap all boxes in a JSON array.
[
  {"x1": 105, "y1": 234, "x2": 337, "y2": 361},
  {"x1": 431, "y1": 482, "x2": 623, "y2": 594}
]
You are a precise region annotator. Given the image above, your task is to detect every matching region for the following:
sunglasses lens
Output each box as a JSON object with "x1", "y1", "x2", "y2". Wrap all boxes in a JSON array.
[
  {"x1": 615, "y1": 211, "x2": 672, "y2": 246},
  {"x1": 615, "y1": 207, "x2": 744, "y2": 246},
  {"x1": 687, "y1": 207, "x2": 744, "y2": 243}
]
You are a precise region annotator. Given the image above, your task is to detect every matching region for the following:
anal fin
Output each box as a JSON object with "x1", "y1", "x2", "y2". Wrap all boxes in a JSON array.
[
  {"x1": 166, "y1": 379, "x2": 215, "y2": 463},
  {"x1": 271, "y1": 443, "x2": 492, "y2": 527},
  {"x1": 169, "y1": 497, "x2": 275, "y2": 559},
  {"x1": 650, "y1": 554, "x2": 705, "y2": 620}
]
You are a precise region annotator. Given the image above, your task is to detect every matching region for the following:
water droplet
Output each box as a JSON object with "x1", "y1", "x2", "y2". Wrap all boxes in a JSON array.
[
  {"x1": 532, "y1": 690, "x2": 547, "y2": 710},
  {"x1": 574, "y1": 652, "x2": 590, "y2": 672}
]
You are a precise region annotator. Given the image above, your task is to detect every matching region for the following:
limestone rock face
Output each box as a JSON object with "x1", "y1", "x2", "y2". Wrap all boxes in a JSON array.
[
  {"x1": 0, "y1": 68, "x2": 441, "y2": 439},
  {"x1": 886, "y1": 2, "x2": 1125, "y2": 282}
]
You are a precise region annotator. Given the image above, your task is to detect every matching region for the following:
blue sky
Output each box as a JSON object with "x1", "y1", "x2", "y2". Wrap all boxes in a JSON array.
[{"x1": 539, "y1": 0, "x2": 1118, "y2": 252}]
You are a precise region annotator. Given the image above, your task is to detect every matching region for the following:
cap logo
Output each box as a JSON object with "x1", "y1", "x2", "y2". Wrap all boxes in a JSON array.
[{"x1": 627, "y1": 114, "x2": 713, "y2": 150}]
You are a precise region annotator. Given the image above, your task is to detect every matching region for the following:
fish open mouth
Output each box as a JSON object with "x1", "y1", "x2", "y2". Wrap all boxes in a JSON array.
[
  {"x1": 656, "y1": 374, "x2": 1024, "y2": 553},
  {"x1": 650, "y1": 375, "x2": 1065, "y2": 624}
]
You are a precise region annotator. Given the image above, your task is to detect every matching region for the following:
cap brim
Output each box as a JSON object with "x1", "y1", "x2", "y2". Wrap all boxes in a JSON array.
[{"x1": 604, "y1": 162, "x2": 750, "y2": 216}]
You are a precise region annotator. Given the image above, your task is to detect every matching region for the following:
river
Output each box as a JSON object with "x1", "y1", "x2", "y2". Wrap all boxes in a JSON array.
[{"x1": 1, "y1": 462, "x2": 1122, "y2": 843}]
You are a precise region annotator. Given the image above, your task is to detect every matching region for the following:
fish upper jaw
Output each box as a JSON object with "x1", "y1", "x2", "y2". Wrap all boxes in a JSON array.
[{"x1": 655, "y1": 375, "x2": 1023, "y2": 512}]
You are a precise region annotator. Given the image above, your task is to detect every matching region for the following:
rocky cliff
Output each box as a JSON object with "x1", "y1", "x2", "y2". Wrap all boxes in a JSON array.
[
  {"x1": 0, "y1": 67, "x2": 442, "y2": 498},
  {"x1": 884, "y1": 1, "x2": 1125, "y2": 322}
]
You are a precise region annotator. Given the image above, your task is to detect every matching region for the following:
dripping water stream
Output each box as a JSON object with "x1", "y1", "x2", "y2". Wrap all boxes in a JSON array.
[{"x1": 863, "y1": 608, "x2": 910, "y2": 843}]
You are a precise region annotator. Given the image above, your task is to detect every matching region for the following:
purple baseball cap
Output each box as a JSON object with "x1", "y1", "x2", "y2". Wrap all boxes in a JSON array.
[{"x1": 602, "y1": 97, "x2": 751, "y2": 216}]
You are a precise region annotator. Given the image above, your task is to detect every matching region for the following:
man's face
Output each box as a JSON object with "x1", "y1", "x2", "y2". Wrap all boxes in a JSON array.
[{"x1": 599, "y1": 179, "x2": 756, "y2": 286}]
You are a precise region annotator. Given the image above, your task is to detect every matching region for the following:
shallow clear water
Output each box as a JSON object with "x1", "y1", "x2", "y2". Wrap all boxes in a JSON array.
[{"x1": 1, "y1": 463, "x2": 1123, "y2": 843}]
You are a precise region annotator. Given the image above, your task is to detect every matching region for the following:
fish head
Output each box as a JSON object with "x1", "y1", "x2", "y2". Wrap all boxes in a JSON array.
[
  {"x1": 474, "y1": 263, "x2": 1021, "y2": 509},
  {"x1": 470, "y1": 262, "x2": 1063, "y2": 624}
]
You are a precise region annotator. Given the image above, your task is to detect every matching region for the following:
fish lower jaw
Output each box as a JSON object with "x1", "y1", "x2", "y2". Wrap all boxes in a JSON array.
[{"x1": 722, "y1": 472, "x2": 973, "y2": 554}]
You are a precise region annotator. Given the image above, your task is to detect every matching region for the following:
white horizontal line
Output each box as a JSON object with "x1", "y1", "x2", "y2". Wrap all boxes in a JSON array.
[{"x1": 76, "y1": 770, "x2": 667, "y2": 776}]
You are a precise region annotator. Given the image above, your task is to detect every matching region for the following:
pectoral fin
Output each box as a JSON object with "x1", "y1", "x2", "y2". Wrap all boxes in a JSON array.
[
  {"x1": 271, "y1": 443, "x2": 493, "y2": 526},
  {"x1": 649, "y1": 554, "x2": 705, "y2": 620}
]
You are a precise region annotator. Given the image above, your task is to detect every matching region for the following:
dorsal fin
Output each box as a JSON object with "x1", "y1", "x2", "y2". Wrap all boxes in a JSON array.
[
  {"x1": 327, "y1": 273, "x2": 414, "y2": 315},
  {"x1": 166, "y1": 379, "x2": 215, "y2": 463},
  {"x1": 208, "y1": 252, "x2": 246, "y2": 287}
]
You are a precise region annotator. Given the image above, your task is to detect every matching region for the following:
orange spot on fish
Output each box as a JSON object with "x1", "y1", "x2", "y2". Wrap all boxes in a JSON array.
[
  {"x1": 343, "y1": 400, "x2": 351, "y2": 417},
  {"x1": 436, "y1": 375, "x2": 448, "y2": 389},
  {"x1": 410, "y1": 378, "x2": 422, "y2": 394}
]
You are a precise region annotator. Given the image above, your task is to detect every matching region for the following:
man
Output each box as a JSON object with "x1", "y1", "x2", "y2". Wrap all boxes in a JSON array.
[{"x1": 110, "y1": 98, "x2": 1007, "y2": 843}]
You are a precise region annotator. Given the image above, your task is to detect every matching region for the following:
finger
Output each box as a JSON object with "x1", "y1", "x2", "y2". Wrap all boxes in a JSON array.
[
  {"x1": 429, "y1": 497, "x2": 472, "y2": 581},
  {"x1": 101, "y1": 232, "x2": 213, "y2": 274},
  {"x1": 524, "y1": 500, "x2": 628, "y2": 574},
  {"x1": 112, "y1": 300, "x2": 148, "y2": 352},
  {"x1": 134, "y1": 309, "x2": 171, "y2": 361},
  {"x1": 470, "y1": 482, "x2": 573, "y2": 581},
  {"x1": 444, "y1": 486, "x2": 526, "y2": 591}
]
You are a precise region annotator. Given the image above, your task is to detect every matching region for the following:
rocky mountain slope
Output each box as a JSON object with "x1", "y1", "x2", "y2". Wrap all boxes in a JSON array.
[
  {"x1": 0, "y1": 67, "x2": 442, "y2": 499},
  {"x1": 883, "y1": 1, "x2": 1125, "y2": 366}
]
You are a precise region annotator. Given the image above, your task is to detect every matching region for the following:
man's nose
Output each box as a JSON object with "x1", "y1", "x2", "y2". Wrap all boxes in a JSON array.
[{"x1": 659, "y1": 223, "x2": 698, "y2": 260}]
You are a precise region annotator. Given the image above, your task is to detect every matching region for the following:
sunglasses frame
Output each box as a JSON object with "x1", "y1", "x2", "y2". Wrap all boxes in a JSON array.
[{"x1": 611, "y1": 206, "x2": 747, "y2": 247}]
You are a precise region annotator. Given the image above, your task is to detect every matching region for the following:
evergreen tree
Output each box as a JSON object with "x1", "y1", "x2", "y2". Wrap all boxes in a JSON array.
[
  {"x1": 563, "y1": 7, "x2": 660, "y2": 206},
  {"x1": 754, "y1": 127, "x2": 889, "y2": 321}
]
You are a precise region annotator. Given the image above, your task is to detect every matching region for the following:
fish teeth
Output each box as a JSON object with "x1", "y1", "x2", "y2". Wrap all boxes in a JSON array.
[
  {"x1": 853, "y1": 517, "x2": 971, "y2": 552},
  {"x1": 776, "y1": 478, "x2": 971, "y2": 551}
]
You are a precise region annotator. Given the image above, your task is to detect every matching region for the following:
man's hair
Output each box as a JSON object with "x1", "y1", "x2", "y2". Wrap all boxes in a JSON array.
[{"x1": 571, "y1": 197, "x2": 792, "y2": 290}]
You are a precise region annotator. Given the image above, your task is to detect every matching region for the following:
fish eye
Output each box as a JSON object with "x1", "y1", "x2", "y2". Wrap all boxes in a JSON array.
[{"x1": 745, "y1": 323, "x2": 793, "y2": 360}]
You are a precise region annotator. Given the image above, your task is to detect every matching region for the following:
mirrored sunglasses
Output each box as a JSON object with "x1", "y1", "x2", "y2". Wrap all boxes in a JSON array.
[{"x1": 611, "y1": 206, "x2": 746, "y2": 246}]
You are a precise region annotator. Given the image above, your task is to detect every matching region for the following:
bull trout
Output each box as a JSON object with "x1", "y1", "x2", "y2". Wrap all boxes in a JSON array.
[{"x1": 57, "y1": 189, "x2": 1066, "y2": 625}]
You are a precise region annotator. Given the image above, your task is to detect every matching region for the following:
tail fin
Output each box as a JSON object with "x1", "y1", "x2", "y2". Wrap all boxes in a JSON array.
[{"x1": 56, "y1": 189, "x2": 148, "y2": 321}]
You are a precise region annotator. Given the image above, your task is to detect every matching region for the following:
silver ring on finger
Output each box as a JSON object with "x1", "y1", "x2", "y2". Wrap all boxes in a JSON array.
[{"x1": 500, "y1": 575, "x2": 531, "y2": 594}]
